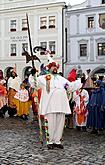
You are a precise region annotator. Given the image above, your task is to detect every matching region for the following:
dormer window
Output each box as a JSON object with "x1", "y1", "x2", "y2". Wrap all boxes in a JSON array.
[{"x1": 102, "y1": 0, "x2": 105, "y2": 4}]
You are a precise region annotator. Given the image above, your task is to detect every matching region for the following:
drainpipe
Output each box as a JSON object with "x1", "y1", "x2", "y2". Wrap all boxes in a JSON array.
[{"x1": 62, "y1": 5, "x2": 68, "y2": 75}]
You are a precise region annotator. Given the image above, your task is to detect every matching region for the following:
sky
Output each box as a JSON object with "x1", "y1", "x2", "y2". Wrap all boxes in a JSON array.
[{"x1": 66, "y1": 0, "x2": 85, "y2": 5}]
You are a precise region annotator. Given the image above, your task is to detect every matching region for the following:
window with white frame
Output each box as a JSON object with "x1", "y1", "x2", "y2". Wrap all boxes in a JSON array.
[
  {"x1": 49, "y1": 16, "x2": 55, "y2": 28},
  {"x1": 22, "y1": 43, "x2": 28, "y2": 55},
  {"x1": 97, "y1": 43, "x2": 105, "y2": 56},
  {"x1": 49, "y1": 41, "x2": 55, "y2": 54},
  {"x1": 102, "y1": 0, "x2": 105, "y2": 4},
  {"x1": 10, "y1": 20, "x2": 16, "y2": 31},
  {"x1": 10, "y1": 44, "x2": 16, "y2": 56},
  {"x1": 88, "y1": 17, "x2": 94, "y2": 28},
  {"x1": 80, "y1": 44, "x2": 87, "y2": 57},
  {"x1": 40, "y1": 42, "x2": 47, "y2": 55},
  {"x1": 40, "y1": 17, "x2": 47, "y2": 29},
  {"x1": 22, "y1": 19, "x2": 28, "y2": 31}
]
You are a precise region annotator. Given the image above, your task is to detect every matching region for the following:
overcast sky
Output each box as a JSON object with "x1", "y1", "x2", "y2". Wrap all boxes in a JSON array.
[{"x1": 66, "y1": 0, "x2": 85, "y2": 5}]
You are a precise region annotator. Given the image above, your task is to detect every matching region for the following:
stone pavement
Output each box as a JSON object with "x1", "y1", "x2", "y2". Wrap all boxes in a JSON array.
[{"x1": 0, "y1": 116, "x2": 105, "y2": 165}]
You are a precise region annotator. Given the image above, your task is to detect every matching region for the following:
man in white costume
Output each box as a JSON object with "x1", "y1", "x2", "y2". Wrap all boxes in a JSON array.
[{"x1": 35, "y1": 61, "x2": 82, "y2": 149}]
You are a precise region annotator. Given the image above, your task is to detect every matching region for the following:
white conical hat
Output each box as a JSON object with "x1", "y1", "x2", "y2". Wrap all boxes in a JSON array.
[
  {"x1": 47, "y1": 53, "x2": 55, "y2": 63},
  {"x1": 45, "y1": 49, "x2": 55, "y2": 63}
]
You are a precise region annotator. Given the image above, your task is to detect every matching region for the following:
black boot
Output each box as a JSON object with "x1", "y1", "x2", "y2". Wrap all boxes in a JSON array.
[
  {"x1": 53, "y1": 143, "x2": 64, "y2": 149},
  {"x1": 82, "y1": 126, "x2": 87, "y2": 132},
  {"x1": 47, "y1": 144, "x2": 54, "y2": 150},
  {"x1": 24, "y1": 115, "x2": 28, "y2": 120},
  {"x1": 76, "y1": 126, "x2": 81, "y2": 131}
]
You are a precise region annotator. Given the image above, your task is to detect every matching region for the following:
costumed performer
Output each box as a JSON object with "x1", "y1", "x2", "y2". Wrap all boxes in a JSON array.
[
  {"x1": 73, "y1": 82, "x2": 89, "y2": 131},
  {"x1": 7, "y1": 70, "x2": 21, "y2": 117},
  {"x1": 87, "y1": 80, "x2": 105, "y2": 135},
  {"x1": 29, "y1": 68, "x2": 42, "y2": 121},
  {"x1": 36, "y1": 61, "x2": 82, "y2": 150},
  {"x1": 0, "y1": 70, "x2": 8, "y2": 118},
  {"x1": 14, "y1": 83, "x2": 30, "y2": 120}
]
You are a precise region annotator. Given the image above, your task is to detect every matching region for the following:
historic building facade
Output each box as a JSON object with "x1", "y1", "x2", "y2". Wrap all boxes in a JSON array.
[
  {"x1": 65, "y1": 0, "x2": 105, "y2": 77},
  {"x1": 0, "y1": 0, "x2": 66, "y2": 79}
]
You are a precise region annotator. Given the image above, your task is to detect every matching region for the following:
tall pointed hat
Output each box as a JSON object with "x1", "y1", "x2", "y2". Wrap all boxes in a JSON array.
[
  {"x1": 46, "y1": 50, "x2": 60, "y2": 69},
  {"x1": 67, "y1": 69, "x2": 76, "y2": 82},
  {"x1": 83, "y1": 76, "x2": 94, "y2": 89}
]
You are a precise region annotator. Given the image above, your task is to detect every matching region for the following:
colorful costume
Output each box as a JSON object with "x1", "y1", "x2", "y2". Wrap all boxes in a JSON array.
[
  {"x1": 14, "y1": 87, "x2": 30, "y2": 117},
  {"x1": 29, "y1": 73, "x2": 41, "y2": 119},
  {"x1": 0, "y1": 70, "x2": 8, "y2": 117},
  {"x1": 37, "y1": 71, "x2": 82, "y2": 147},
  {"x1": 73, "y1": 89, "x2": 89, "y2": 127},
  {"x1": 7, "y1": 71, "x2": 21, "y2": 116},
  {"x1": 87, "y1": 82, "x2": 105, "y2": 131},
  {"x1": 0, "y1": 80, "x2": 7, "y2": 109}
]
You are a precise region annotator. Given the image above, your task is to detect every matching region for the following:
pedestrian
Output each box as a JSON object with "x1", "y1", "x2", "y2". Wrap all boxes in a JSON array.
[
  {"x1": 87, "y1": 80, "x2": 105, "y2": 134},
  {"x1": 36, "y1": 61, "x2": 82, "y2": 149},
  {"x1": 28, "y1": 68, "x2": 41, "y2": 121},
  {"x1": 73, "y1": 86, "x2": 89, "y2": 131},
  {"x1": 66, "y1": 68, "x2": 77, "y2": 128},
  {"x1": 7, "y1": 70, "x2": 21, "y2": 117},
  {"x1": 14, "y1": 83, "x2": 30, "y2": 120},
  {"x1": 0, "y1": 70, "x2": 8, "y2": 118}
]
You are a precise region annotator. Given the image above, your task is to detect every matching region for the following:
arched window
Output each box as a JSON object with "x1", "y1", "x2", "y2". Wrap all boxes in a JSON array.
[{"x1": 24, "y1": 66, "x2": 32, "y2": 79}]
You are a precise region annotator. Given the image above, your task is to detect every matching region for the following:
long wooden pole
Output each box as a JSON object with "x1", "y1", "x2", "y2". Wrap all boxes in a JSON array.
[{"x1": 26, "y1": 13, "x2": 35, "y2": 68}]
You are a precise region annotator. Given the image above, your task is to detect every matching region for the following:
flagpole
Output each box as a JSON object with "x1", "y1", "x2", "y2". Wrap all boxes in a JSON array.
[{"x1": 26, "y1": 13, "x2": 35, "y2": 68}]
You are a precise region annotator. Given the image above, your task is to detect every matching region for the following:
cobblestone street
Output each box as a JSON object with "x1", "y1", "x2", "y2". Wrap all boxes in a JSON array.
[{"x1": 0, "y1": 116, "x2": 105, "y2": 165}]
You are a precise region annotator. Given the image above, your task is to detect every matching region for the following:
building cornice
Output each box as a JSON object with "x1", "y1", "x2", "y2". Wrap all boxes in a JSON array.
[
  {"x1": 66, "y1": 5, "x2": 105, "y2": 15},
  {"x1": 68, "y1": 31, "x2": 105, "y2": 39},
  {"x1": 65, "y1": 61, "x2": 105, "y2": 65},
  {"x1": 0, "y1": 2, "x2": 66, "y2": 14}
]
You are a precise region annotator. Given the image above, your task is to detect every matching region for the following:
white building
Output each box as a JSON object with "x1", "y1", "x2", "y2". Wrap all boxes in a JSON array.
[
  {"x1": 65, "y1": 0, "x2": 105, "y2": 77},
  {"x1": 0, "y1": 0, "x2": 66, "y2": 80}
]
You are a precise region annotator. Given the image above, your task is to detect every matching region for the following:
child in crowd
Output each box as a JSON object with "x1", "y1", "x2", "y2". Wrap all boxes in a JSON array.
[{"x1": 14, "y1": 83, "x2": 30, "y2": 120}]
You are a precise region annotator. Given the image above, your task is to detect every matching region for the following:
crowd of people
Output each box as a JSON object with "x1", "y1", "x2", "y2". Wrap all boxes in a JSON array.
[{"x1": 0, "y1": 62, "x2": 105, "y2": 150}]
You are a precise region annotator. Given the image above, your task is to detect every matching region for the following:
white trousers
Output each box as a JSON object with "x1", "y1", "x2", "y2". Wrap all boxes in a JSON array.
[{"x1": 45, "y1": 113, "x2": 65, "y2": 145}]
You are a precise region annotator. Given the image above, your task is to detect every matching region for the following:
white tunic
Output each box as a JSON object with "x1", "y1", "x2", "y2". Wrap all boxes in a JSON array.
[
  {"x1": 7, "y1": 76, "x2": 21, "y2": 91},
  {"x1": 73, "y1": 89, "x2": 89, "y2": 109},
  {"x1": 37, "y1": 74, "x2": 82, "y2": 115},
  {"x1": 14, "y1": 89, "x2": 29, "y2": 102}
]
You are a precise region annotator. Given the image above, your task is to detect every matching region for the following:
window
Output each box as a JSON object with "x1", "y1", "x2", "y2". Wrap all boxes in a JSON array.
[
  {"x1": 88, "y1": 17, "x2": 94, "y2": 28},
  {"x1": 49, "y1": 41, "x2": 55, "y2": 54},
  {"x1": 99, "y1": 14, "x2": 105, "y2": 29},
  {"x1": 10, "y1": 44, "x2": 16, "y2": 56},
  {"x1": 22, "y1": 19, "x2": 28, "y2": 31},
  {"x1": 40, "y1": 42, "x2": 47, "y2": 55},
  {"x1": 80, "y1": 44, "x2": 87, "y2": 57},
  {"x1": 102, "y1": 0, "x2": 105, "y2": 4},
  {"x1": 40, "y1": 17, "x2": 47, "y2": 29},
  {"x1": 98, "y1": 43, "x2": 105, "y2": 56},
  {"x1": 10, "y1": 20, "x2": 16, "y2": 32},
  {"x1": 22, "y1": 43, "x2": 28, "y2": 55},
  {"x1": 49, "y1": 16, "x2": 55, "y2": 28}
]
